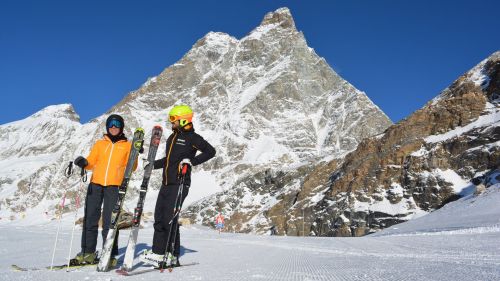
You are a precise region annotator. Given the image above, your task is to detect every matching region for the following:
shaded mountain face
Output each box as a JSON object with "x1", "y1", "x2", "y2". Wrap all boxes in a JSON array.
[
  {"x1": 0, "y1": 8, "x2": 392, "y2": 227},
  {"x1": 306, "y1": 51, "x2": 500, "y2": 237}
]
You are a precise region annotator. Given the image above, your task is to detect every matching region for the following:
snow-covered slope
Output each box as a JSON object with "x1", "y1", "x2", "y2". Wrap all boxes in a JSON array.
[
  {"x1": 374, "y1": 183, "x2": 500, "y2": 236},
  {"x1": 1, "y1": 183, "x2": 498, "y2": 280}
]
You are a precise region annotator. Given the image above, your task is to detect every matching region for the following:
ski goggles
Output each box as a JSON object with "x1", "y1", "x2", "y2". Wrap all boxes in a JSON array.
[
  {"x1": 169, "y1": 115, "x2": 178, "y2": 123},
  {"x1": 107, "y1": 119, "x2": 123, "y2": 128},
  {"x1": 169, "y1": 114, "x2": 192, "y2": 123}
]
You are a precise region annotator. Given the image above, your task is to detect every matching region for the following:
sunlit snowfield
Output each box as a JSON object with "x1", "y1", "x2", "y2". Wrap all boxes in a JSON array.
[{"x1": 2, "y1": 185, "x2": 500, "y2": 281}]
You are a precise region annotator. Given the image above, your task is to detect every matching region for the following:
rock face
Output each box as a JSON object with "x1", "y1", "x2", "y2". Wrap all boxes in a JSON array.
[
  {"x1": 308, "y1": 51, "x2": 500, "y2": 237},
  {"x1": 0, "y1": 8, "x2": 391, "y2": 229}
]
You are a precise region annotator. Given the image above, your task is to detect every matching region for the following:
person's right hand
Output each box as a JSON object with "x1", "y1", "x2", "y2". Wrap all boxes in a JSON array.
[{"x1": 74, "y1": 156, "x2": 88, "y2": 168}]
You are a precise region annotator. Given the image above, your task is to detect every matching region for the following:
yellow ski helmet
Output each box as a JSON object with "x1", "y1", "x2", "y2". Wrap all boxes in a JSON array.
[{"x1": 169, "y1": 105, "x2": 194, "y2": 127}]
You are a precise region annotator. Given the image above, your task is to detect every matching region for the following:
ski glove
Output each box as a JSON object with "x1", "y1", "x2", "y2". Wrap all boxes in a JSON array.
[{"x1": 74, "y1": 156, "x2": 88, "y2": 168}]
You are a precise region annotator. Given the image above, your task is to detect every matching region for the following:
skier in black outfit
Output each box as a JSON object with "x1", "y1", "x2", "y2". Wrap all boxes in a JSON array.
[{"x1": 140, "y1": 105, "x2": 216, "y2": 267}]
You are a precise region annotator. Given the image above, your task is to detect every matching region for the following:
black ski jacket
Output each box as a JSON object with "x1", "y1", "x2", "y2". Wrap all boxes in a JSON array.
[{"x1": 153, "y1": 126, "x2": 216, "y2": 186}]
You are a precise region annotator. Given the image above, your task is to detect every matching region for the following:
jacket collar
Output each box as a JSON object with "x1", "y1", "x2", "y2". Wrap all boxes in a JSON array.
[
  {"x1": 173, "y1": 124, "x2": 195, "y2": 134},
  {"x1": 103, "y1": 134, "x2": 127, "y2": 143}
]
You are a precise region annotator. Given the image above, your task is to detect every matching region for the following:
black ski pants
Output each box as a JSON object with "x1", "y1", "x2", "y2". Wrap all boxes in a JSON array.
[
  {"x1": 81, "y1": 183, "x2": 119, "y2": 256},
  {"x1": 152, "y1": 184, "x2": 189, "y2": 256}
]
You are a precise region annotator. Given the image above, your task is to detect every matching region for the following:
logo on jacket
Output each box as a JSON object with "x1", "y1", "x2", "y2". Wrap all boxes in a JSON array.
[{"x1": 176, "y1": 138, "x2": 186, "y2": 146}]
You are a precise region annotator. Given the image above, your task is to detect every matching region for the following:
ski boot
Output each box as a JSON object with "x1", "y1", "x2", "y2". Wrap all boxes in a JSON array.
[
  {"x1": 72, "y1": 252, "x2": 98, "y2": 265},
  {"x1": 139, "y1": 249, "x2": 164, "y2": 267},
  {"x1": 158, "y1": 253, "x2": 180, "y2": 268},
  {"x1": 109, "y1": 256, "x2": 118, "y2": 268}
]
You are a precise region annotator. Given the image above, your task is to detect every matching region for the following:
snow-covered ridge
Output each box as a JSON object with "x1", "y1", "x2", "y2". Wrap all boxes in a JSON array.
[{"x1": 431, "y1": 51, "x2": 499, "y2": 105}]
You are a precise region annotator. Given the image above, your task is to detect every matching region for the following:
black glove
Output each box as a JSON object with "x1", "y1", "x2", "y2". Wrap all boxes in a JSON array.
[
  {"x1": 74, "y1": 156, "x2": 88, "y2": 168},
  {"x1": 138, "y1": 140, "x2": 144, "y2": 154}
]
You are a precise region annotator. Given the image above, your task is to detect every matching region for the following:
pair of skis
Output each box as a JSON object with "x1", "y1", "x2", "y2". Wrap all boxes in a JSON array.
[
  {"x1": 121, "y1": 125, "x2": 163, "y2": 270},
  {"x1": 97, "y1": 126, "x2": 163, "y2": 272},
  {"x1": 11, "y1": 260, "x2": 99, "y2": 272},
  {"x1": 116, "y1": 262, "x2": 199, "y2": 276}
]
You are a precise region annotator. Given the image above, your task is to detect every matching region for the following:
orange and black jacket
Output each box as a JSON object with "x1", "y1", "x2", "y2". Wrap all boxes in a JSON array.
[
  {"x1": 84, "y1": 134, "x2": 138, "y2": 187},
  {"x1": 152, "y1": 127, "x2": 215, "y2": 186}
]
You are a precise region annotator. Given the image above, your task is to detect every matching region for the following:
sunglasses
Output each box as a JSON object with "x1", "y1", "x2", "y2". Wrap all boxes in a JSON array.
[{"x1": 107, "y1": 119, "x2": 123, "y2": 128}]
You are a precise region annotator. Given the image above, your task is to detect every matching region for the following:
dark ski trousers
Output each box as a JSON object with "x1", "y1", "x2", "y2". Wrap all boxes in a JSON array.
[
  {"x1": 152, "y1": 184, "x2": 189, "y2": 256},
  {"x1": 81, "y1": 183, "x2": 119, "y2": 256}
]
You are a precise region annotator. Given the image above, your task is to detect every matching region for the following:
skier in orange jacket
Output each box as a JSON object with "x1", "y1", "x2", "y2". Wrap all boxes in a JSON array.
[{"x1": 71, "y1": 114, "x2": 138, "y2": 266}]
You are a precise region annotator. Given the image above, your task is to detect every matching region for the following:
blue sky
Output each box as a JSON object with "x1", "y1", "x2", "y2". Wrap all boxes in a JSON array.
[{"x1": 1, "y1": 0, "x2": 499, "y2": 124}]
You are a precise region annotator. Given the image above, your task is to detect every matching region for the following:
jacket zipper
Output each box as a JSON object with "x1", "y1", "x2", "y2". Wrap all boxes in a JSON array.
[
  {"x1": 164, "y1": 132, "x2": 178, "y2": 185},
  {"x1": 104, "y1": 142, "x2": 115, "y2": 186}
]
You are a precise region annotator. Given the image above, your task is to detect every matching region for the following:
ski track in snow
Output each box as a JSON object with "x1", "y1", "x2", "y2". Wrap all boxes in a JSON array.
[{"x1": 0, "y1": 223, "x2": 499, "y2": 281}]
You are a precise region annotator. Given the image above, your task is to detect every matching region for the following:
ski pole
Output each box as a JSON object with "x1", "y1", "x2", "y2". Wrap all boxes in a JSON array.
[
  {"x1": 64, "y1": 161, "x2": 73, "y2": 178},
  {"x1": 160, "y1": 164, "x2": 189, "y2": 273},
  {"x1": 50, "y1": 193, "x2": 66, "y2": 270},
  {"x1": 50, "y1": 161, "x2": 73, "y2": 270},
  {"x1": 66, "y1": 167, "x2": 87, "y2": 271},
  {"x1": 66, "y1": 193, "x2": 80, "y2": 271}
]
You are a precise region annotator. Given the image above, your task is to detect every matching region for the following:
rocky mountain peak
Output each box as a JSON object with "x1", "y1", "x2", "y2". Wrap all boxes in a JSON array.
[
  {"x1": 192, "y1": 31, "x2": 238, "y2": 51},
  {"x1": 30, "y1": 104, "x2": 80, "y2": 123},
  {"x1": 260, "y1": 7, "x2": 296, "y2": 30}
]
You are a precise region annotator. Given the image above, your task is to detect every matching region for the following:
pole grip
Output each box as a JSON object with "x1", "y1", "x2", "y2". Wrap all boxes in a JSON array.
[{"x1": 181, "y1": 164, "x2": 188, "y2": 175}]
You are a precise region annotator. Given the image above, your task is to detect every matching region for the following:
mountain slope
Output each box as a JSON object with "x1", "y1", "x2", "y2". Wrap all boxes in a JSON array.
[
  {"x1": 0, "y1": 8, "x2": 391, "y2": 227},
  {"x1": 308, "y1": 51, "x2": 500, "y2": 236}
]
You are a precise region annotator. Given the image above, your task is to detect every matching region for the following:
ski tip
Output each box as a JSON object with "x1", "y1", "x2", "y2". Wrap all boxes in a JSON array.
[
  {"x1": 153, "y1": 125, "x2": 163, "y2": 131},
  {"x1": 11, "y1": 264, "x2": 27, "y2": 272},
  {"x1": 135, "y1": 127, "x2": 145, "y2": 134}
]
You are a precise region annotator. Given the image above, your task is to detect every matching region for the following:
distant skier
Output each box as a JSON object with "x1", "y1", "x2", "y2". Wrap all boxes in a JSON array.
[
  {"x1": 71, "y1": 114, "x2": 138, "y2": 266},
  {"x1": 215, "y1": 212, "x2": 225, "y2": 234},
  {"x1": 270, "y1": 225, "x2": 277, "y2": 236},
  {"x1": 140, "y1": 105, "x2": 216, "y2": 267}
]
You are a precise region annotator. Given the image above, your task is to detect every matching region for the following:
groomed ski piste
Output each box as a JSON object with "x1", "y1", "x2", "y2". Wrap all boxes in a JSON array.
[{"x1": 1, "y1": 185, "x2": 499, "y2": 281}]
